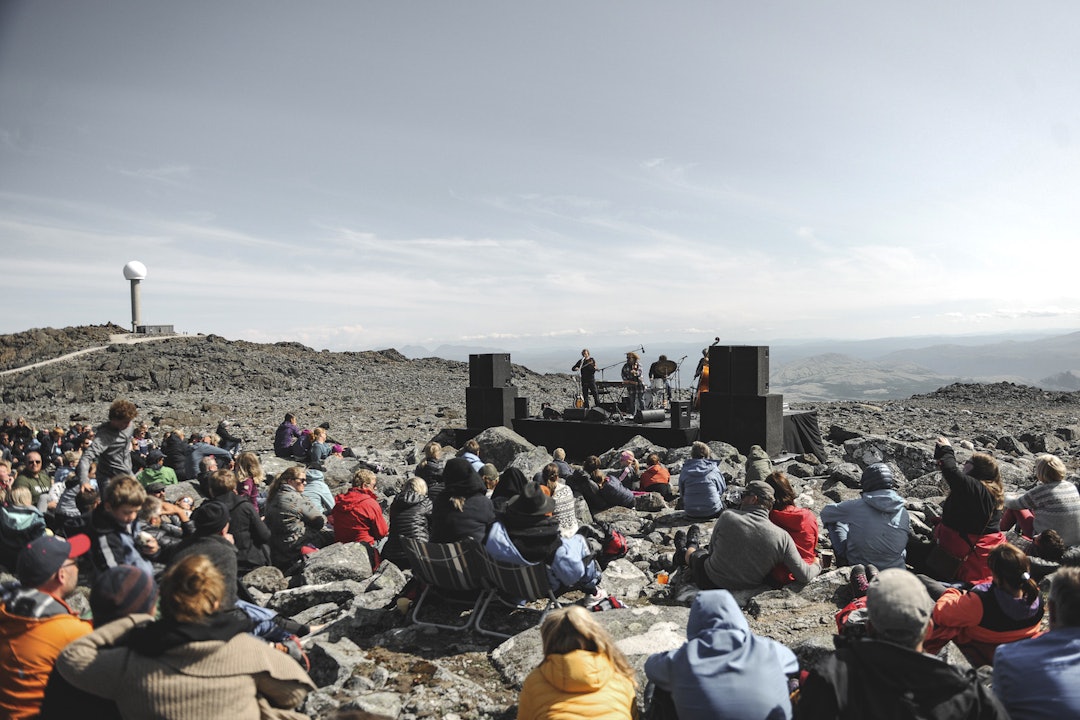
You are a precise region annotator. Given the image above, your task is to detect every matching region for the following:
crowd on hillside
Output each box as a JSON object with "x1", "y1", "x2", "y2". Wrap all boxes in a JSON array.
[{"x1": 1, "y1": 401, "x2": 1080, "y2": 718}]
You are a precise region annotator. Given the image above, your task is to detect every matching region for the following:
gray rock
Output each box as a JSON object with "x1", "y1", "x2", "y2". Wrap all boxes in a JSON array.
[
  {"x1": 368, "y1": 561, "x2": 408, "y2": 595},
  {"x1": 340, "y1": 692, "x2": 401, "y2": 719},
  {"x1": 242, "y1": 565, "x2": 288, "y2": 594},
  {"x1": 163, "y1": 480, "x2": 202, "y2": 504},
  {"x1": 267, "y1": 579, "x2": 367, "y2": 616},
  {"x1": 634, "y1": 492, "x2": 666, "y2": 513},
  {"x1": 593, "y1": 506, "x2": 651, "y2": 536},
  {"x1": 307, "y1": 635, "x2": 370, "y2": 689},
  {"x1": 302, "y1": 542, "x2": 374, "y2": 585},
  {"x1": 601, "y1": 558, "x2": 650, "y2": 599},
  {"x1": 507, "y1": 445, "x2": 554, "y2": 480},
  {"x1": 472, "y1": 426, "x2": 536, "y2": 469}
]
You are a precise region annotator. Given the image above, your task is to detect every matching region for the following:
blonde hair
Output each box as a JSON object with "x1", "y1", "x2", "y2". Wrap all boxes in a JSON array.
[
  {"x1": 104, "y1": 475, "x2": 147, "y2": 509},
  {"x1": 10, "y1": 486, "x2": 32, "y2": 507},
  {"x1": 402, "y1": 476, "x2": 428, "y2": 496},
  {"x1": 161, "y1": 554, "x2": 225, "y2": 623},
  {"x1": 352, "y1": 468, "x2": 377, "y2": 489},
  {"x1": 539, "y1": 606, "x2": 636, "y2": 686},
  {"x1": 235, "y1": 452, "x2": 265, "y2": 486},
  {"x1": 313, "y1": 427, "x2": 327, "y2": 442},
  {"x1": 1036, "y1": 454, "x2": 1067, "y2": 484},
  {"x1": 209, "y1": 469, "x2": 238, "y2": 496},
  {"x1": 423, "y1": 442, "x2": 442, "y2": 461}
]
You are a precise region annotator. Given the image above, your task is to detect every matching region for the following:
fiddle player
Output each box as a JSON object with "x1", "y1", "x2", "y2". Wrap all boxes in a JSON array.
[
  {"x1": 571, "y1": 349, "x2": 600, "y2": 408},
  {"x1": 622, "y1": 352, "x2": 645, "y2": 414}
]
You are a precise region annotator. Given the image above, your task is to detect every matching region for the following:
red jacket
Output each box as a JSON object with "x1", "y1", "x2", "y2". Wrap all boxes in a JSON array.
[
  {"x1": 769, "y1": 505, "x2": 819, "y2": 585},
  {"x1": 639, "y1": 465, "x2": 671, "y2": 490},
  {"x1": 330, "y1": 487, "x2": 388, "y2": 546},
  {"x1": 933, "y1": 523, "x2": 1004, "y2": 586},
  {"x1": 924, "y1": 584, "x2": 1043, "y2": 664}
]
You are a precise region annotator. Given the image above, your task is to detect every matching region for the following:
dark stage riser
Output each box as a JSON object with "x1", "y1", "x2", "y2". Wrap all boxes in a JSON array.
[{"x1": 512, "y1": 418, "x2": 698, "y2": 460}]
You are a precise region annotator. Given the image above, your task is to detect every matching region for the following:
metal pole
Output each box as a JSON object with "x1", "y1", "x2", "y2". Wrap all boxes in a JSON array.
[{"x1": 130, "y1": 279, "x2": 142, "y2": 331}]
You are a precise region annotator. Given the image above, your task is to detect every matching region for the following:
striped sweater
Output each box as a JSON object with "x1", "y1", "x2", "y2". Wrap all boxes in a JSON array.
[{"x1": 1005, "y1": 481, "x2": 1080, "y2": 546}]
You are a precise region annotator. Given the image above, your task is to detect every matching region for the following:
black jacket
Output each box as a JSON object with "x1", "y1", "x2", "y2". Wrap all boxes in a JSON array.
[
  {"x1": 218, "y1": 493, "x2": 272, "y2": 572},
  {"x1": 166, "y1": 534, "x2": 240, "y2": 609},
  {"x1": 381, "y1": 490, "x2": 433, "y2": 564},
  {"x1": 936, "y1": 445, "x2": 1002, "y2": 536},
  {"x1": 797, "y1": 636, "x2": 1009, "y2": 720},
  {"x1": 430, "y1": 494, "x2": 494, "y2": 545},
  {"x1": 162, "y1": 433, "x2": 188, "y2": 475}
]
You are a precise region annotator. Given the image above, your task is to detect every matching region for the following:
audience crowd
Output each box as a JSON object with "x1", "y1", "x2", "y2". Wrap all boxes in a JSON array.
[{"x1": 2, "y1": 403, "x2": 1080, "y2": 719}]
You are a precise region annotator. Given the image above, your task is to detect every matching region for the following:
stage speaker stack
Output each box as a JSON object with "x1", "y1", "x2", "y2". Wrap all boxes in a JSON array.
[
  {"x1": 670, "y1": 401, "x2": 691, "y2": 429},
  {"x1": 635, "y1": 409, "x2": 666, "y2": 424},
  {"x1": 699, "y1": 345, "x2": 782, "y2": 455},
  {"x1": 466, "y1": 353, "x2": 518, "y2": 429}
]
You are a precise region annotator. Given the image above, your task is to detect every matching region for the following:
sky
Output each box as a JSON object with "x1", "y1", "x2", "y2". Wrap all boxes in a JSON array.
[{"x1": 2, "y1": 2, "x2": 1080, "y2": 354}]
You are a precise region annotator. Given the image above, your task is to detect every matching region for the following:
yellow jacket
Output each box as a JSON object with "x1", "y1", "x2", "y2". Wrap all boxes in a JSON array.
[{"x1": 517, "y1": 649, "x2": 636, "y2": 720}]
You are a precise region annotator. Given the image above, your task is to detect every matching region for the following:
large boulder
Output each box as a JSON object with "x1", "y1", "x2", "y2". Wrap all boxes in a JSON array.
[
  {"x1": 267, "y1": 580, "x2": 368, "y2": 617},
  {"x1": 601, "y1": 558, "x2": 650, "y2": 599},
  {"x1": 842, "y1": 435, "x2": 936, "y2": 481},
  {"x1": 302, "y1": 542, "x2": 374, "y2": 586},
  {"x1": 506, "y1": 446, "x2": 554, "y2": 480},
  {"x1": 472, "y1": 426, "x2": 536, "y2": 470}
]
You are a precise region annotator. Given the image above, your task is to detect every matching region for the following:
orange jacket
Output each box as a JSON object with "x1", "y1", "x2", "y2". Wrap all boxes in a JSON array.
[
  {"x1": 639, "y1": 465, "x2": 671, "y2": 490},
  {"x1": 0, "y1": 589, "x2": 92, "y2": 720},
  {"x1": 924, "y1": 585, "x2": 1043, "y2": 661}
]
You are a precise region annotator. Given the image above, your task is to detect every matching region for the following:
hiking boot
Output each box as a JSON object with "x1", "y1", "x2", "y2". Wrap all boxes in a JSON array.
[
  {"x1": 271, "y1": 614, "x2": 311, "y2": 638},
  {"x1": 686, "y1": 524, "x2": 702, "y2": 550},
  {"x1": 866, "y1": 564, "x2": 880, "y2": 584},
  {"x1": 673, "y1": 530, "x2": 687, "y2": 567},
  {"x1": 850, "y1": 564, "x2": 869, "y2": 598}
]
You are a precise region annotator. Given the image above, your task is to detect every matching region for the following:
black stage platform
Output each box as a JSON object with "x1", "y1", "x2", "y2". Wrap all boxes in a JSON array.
[{"x1": 511, "y1": 416, "x2": 699, "y2": 460}]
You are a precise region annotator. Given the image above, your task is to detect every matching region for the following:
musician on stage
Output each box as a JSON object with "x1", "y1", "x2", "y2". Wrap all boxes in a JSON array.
[
  {"x1": 622, "y1": 351, "x2": 645, "y2": 414},
  {"x1": 648, "y1": 354, "x2": 675, "y2": 402},
  {"x1": 571, "y1": 349, "x2": 600, "y2": 408}
]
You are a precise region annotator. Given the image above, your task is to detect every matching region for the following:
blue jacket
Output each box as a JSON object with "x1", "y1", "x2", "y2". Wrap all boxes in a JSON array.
[
  {"x1": 645, "y1": 589, "x2": 798, "y2": 719},
  {"x1": 820, "y1": 489, "x2": 909, "y2": 570},
  {"x1": 483, "y1": 521, "x2": 600, "y2": 595},
  {"x1": 598, "y1": 475, "x2": 635, "y2": 509},
  {"x1": 994, "y1": 627, "x2": 1080, "y2": 720},
  {"x1": 679, "y1": 459, "x2": 726, "y2": 518}
]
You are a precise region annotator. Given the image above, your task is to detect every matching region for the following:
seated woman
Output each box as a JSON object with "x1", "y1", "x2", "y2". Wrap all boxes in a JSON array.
[
  {"x1": 596, "y1": 468, "x2": 635, "y2": 510},
  {"x1": 414, "y1": 442, "x2": 445, "y2": 505},
  {"x1": 429, "y1": 457, "x2": 494, "y2": 545},
  {"x1": 566, "y1": 456, "x2": 606, "y2": 515},
  {"x1": 922, "y1": 543, "x2": 1044, "y2": 667},
  {"x1": 307, "y1": 427, "x2": 338, "y2": 467},
  {"x1": 264, "y1": 466, "x2": 327, "y2": 570},
  {"x1": 615, "y1": 450, "x2": 641, "y2": 490},
  {"x1": 487, "y1": 482, "x2": 601, "y2": 596},
  {"x1": 538, "y1": 463, "x2": 578, "y2": 537},
  {"x1": 765, "y1": 470, "x2": 820, "y2": 586},
  {"x1": 639, "y1": 453, "x2": 674, "y2": 501},
  {"x1": 330, "y1": 468, "x2": 388, "y2": 565},
  {"x1": 517, "y1": 605, "x2": 636, "y2": 720},
  {"x1": 1001, "y1": 454, "x2": 1080, "y2": 546},
  {"x1": 301, "y1": 466, "x2": 335, "y2": 514},
  {"x1": 380, "y1": 476, "x2": 432, "y2": 568},
  {"x1": 680, "y1": 442, "x2": 727, "y2": 520},
  {"x1": 915, "y1": 438, "x2": 1006, "y2": 585},
  {"x1": 233, "y1": 452, "x2": 264, "y2": 510},
  {"x1": 55, "y1": 554, "x2": 315, "y2": 719}
]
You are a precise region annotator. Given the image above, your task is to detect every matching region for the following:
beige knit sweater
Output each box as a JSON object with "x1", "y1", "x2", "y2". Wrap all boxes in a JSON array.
[{"x1": 55, "y1": 614, "x2": 315, "y2": 720}]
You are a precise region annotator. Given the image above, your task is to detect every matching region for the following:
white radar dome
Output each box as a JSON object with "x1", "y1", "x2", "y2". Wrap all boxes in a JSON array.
[{"x1": 123, "y1": 261, "x2": 147, "y2": 280}]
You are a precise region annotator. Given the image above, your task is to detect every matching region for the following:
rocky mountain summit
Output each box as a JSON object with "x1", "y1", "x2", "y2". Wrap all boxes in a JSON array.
[{"x1": 5, "y1": 329, "x2": 1080, "y2": 718}]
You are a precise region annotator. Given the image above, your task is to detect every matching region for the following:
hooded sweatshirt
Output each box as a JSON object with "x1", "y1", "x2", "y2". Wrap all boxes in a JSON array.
[
  {"x1": 820, "y1": 489, "x2": 910, "y2": 570},
  {"x1": 517, "y1": 648, "x2": 636, "y2": 720},
  {"x1": 679, "y1": 458, "x2": 726, "y2": 518},
  {"x1": 330, "y1": 486, "x2": 388, "y2": 546},
  {"x1": 645, "y1": 589, "x2": 797, "y2": 719}
]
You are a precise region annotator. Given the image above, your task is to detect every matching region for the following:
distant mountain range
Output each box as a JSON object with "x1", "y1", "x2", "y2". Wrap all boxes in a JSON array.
[{"x1": 401, "y1": 330, "x2": 1080, "y2": 403}]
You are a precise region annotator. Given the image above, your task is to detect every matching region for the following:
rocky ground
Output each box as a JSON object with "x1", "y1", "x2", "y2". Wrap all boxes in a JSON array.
[{"x1": 5, "y1": 330, "x2": 1080, "y2": 719}]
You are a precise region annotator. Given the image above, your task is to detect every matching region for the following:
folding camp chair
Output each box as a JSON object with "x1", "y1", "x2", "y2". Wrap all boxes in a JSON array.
[
  {"x1": 403, "y1": 537, "x2": 492, "y2": 632},
  {"x1": 474, "y1": 551, "x2": 563, "y2": 639}
]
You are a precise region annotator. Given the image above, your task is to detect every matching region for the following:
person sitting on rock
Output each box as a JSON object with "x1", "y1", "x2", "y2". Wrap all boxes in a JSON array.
[
  {"x1": 921, "y1": 542, "x2": 1044, "y2": 667},
  {"x1": 87, "y1": 476, "x2": 157, "y2": 580},
  {"x1": 55, "y1": 554, "x2": 315, "y2": 719},
  {"x1": 566, "y1": 456, "x2": 606, "y2": 515},
  {"x1": 744, "y1": 444, "x2": 773, "y2": 486},
  {"x1": 234, "y1": 451, "x2": 264, "y2": 510},
  {"x1": 380, "y1": 476, "x2": 432, "y2": 569},
  {"x1": 517, "y1": 605, "x2": 636, "y2": 720},
  {"x1": 273, "y1": 413, "x2": 303, "y2": 459},
  {"x1": 135, "y1": 448, "x2": 177, "y2": 489},
  {"x1": 820, "y1": 463, "x2": 909, "y2": 573},
  {"x1": 596, "y1": 467, "x2": 635, "y2": 510},
  {"x1": 457, "y1": 439, "x2": 484, "y2": 473},
  {"x1": 615, "y1": 450, "x2": 641, "y2": 490},
  {"x1": 765, "y1": 470, "x2": 820, "y2": 587},
  {"x1": 414, "y1": 441, "x2": 446, "y2": 505},
  {"x1": 1000, "y1": 453, "x2": 1080, "y2": 546},
  {"x1": 206, "y1": 469, "x2": 271, "y2": 575},
  {"x1": 993, "y1": 566, "x2": 1080, "y2": 718},
  {"x1": 264, "y1": 466, "x2": 327, "y2": 571},
  {"x1": 798, "y1": 568, "x2": 1010, "y2": 720},
  {"x1": 675, "y1": 481, "x2": 820, "y2": 591},
  {"x1": 0, "y1": 486, "x2": 48, "y2": 571},
  {"x1": 330, "y1": 468, "x2": 388, "y2": 566},
  {"x1": 909, "y1": 438, "x2": 1006, "y2": 586},
  {"x1": 538, "y1": 463, "x2": 578, "y2": 537},
  {"x1": 12, "y1": 451, "x2": 53, "y2": 511},
  {"x1": 429, "y1": 457, "x2": 494, "y2": 545},
  {"x1": 639, "y1": 453, "x2": 674, "y2": 501},
  {"x1": 301, "y1": 466, "x2": 335, "y2": 514},
  {"x1": 645, "y1": 589, "x2": 799, "y2": 719},
  {"x1": 306, "y1": 427, "x2": 339, "y2": 467},
  {"x1": 551, "y1": 448, "x2": 574, "y2": 480},
  {"x1": 680, "y1": 442, "x2": 727, "y2": 520}
]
